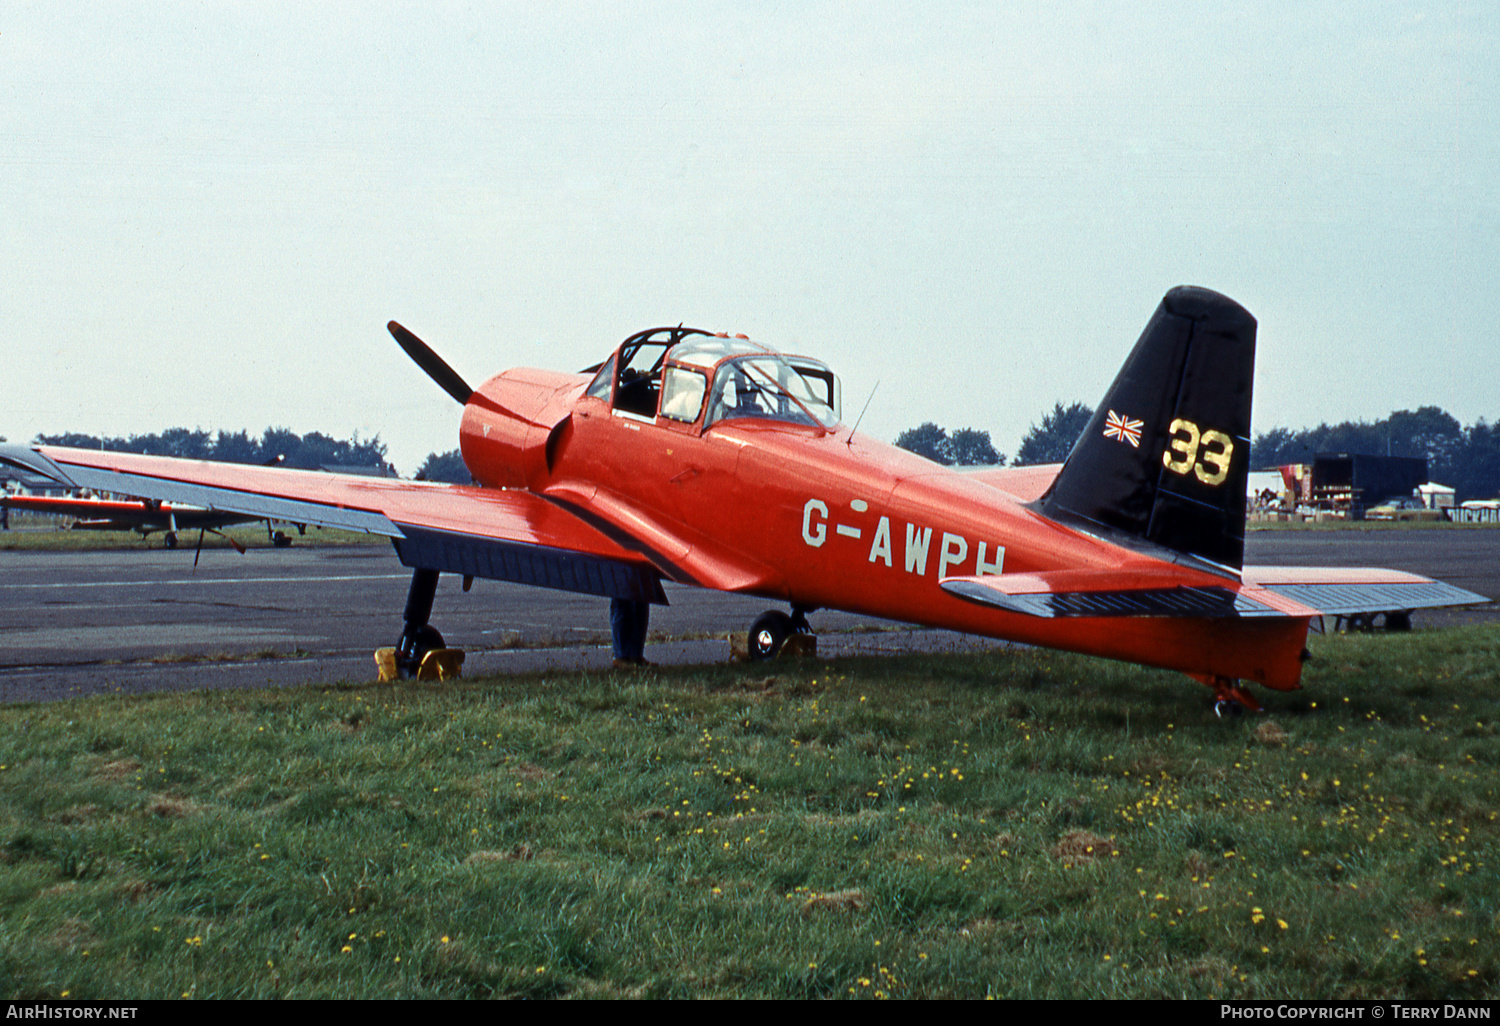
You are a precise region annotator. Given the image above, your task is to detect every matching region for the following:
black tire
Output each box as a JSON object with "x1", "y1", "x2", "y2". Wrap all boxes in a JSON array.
[
  {"x1": 749, "y1": 611, "x2": 793, "y2": 661},
  {"x1": 1384, "y1": 611, "x2": 1412, "y2": 632},
  {"x1": 164, "y1": 532, "x2": 178, "y2": 550},
  {"x1": 1214, "y1": 699, "x2": 1243, "y2": 719},
  {"x1": 396, "y1": 623, "x2": 446, "y2": 677}
]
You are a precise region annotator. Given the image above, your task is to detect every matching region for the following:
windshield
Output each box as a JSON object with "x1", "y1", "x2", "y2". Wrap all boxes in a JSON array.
[{"x1": 705, "y1": 355, "x2": 840, "y2": 430}]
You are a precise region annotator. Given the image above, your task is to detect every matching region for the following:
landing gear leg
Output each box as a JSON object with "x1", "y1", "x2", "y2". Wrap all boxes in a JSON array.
[{"x1": 395, "y1": 568, "x2": 444, "y2": 678}]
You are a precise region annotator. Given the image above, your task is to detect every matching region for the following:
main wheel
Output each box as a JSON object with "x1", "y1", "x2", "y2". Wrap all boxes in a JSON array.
[
  {"x1": 749, "y1": 611, "x2": 793, "y2": 661},
  {"x1": 396, "y1": 623, "x2": 445, "y2": 677}
]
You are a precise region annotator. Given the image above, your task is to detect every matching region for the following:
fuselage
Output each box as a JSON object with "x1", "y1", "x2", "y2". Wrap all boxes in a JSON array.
[{"x1": 454, "y1": 358, "x2": 1310, "y2": 692}]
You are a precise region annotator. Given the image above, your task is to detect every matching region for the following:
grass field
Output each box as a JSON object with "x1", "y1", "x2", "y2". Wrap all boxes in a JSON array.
[{"x1": 2, "y1": 625, "x2": 1499, "y2": 999}]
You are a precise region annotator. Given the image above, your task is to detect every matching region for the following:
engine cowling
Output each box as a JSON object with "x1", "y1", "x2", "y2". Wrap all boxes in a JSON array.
[{"x1": 458, "y1": 369, "x2": 586, "y2": 489}]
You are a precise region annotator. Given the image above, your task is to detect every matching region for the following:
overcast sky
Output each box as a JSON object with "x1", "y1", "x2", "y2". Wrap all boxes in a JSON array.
[{"x1": 5, "y1": 2, "x2": 1496, "y2": 474}]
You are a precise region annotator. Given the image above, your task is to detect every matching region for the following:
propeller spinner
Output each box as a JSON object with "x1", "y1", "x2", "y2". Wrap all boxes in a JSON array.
[{"x1": 388, "y1": 321, "x2": 474, "y2": 406}]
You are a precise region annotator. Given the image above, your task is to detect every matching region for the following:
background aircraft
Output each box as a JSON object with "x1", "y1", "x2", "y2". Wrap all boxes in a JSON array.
[
  {"x1": 0, "y1": 287, "x2": 1485, "y2": 711},
  {"x1": 0, "y1": 493, "x2": 300, "y2": 551}
]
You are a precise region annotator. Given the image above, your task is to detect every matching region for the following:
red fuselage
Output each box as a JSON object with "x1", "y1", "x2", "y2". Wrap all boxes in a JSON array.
[{"x1": 455, "y1": 367, "x2": 1310, "y2": 691}]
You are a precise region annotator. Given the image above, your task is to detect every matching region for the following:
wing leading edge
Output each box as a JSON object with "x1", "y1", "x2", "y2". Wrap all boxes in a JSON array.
[{"x1": 10, "y1": 445, "x2": 666, "y2": 604}]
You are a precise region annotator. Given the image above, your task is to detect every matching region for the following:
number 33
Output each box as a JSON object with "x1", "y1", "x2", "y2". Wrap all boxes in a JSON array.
[{"x1": 1162, "y1": 418, "x2": 1234, "y2": 486}]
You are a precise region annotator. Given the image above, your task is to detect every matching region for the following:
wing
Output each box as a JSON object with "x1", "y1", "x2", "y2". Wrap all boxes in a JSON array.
[
  {"x1": 7, "y1": 444, "x2": 667, "y2": 604},
  {"x1": 941, "y1": 564, "x2": 1488, "y2": 620}
]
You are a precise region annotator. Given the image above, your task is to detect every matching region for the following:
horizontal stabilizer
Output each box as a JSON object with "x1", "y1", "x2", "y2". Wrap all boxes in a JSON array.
[
  {"x1": 1242, "y1": 566, "x2": 1490, "y2": 617},
  {"x1": 941, "y1": 570, "x2": 1283, "y2": 619},
  {"x1": 943, "y1": 565, "x2": 1490, "y2": 620}
]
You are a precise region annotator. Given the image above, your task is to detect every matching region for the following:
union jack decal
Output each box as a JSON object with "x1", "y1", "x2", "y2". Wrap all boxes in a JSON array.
[{"x1": 1102, "y1": 410, "x2": 1144, "y2": 448}]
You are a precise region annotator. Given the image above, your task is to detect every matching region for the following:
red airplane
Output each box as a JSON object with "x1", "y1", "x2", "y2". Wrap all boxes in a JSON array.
[
  {"x1": 0, "y1": 493, "x2": 293, "y2": 550},
  {"x1": 1, "y1": 286, "x2": 1485, "y2": 711}
]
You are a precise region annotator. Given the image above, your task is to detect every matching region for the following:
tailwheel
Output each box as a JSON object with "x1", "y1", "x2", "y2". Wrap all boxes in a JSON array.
[
  {"x1": 1191, "y1": 674, "x2": 1263, "y2": 716},
  {"x1": 749, "y1": 610, "x2": 793, "y2": 661}
]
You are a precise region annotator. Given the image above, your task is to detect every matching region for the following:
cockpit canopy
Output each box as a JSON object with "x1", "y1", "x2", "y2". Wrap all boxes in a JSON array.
[{"x1": 584, "y1": 327, "x2": 841, "y2": 431}]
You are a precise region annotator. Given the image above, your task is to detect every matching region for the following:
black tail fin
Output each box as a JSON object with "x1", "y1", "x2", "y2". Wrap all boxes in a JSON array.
[{"x1": 1040, "y1": 286, "x2": 1255, "y2": 571}]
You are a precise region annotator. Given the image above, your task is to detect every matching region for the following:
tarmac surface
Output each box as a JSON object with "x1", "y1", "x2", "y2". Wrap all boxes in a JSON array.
[{"x1": 1, "y1": 526, "x2": 1496, "y2": 704}]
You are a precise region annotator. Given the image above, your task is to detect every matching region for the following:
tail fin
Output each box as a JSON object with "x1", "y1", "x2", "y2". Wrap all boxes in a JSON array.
[{"x1": 1040, "y1": 286, "x2": 1255, "y2": 571}]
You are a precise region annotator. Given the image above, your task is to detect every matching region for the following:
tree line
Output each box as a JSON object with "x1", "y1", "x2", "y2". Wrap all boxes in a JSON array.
[
  {"x1": 23, "y1": 401, "x2": 1500, "y2": 501},
  {"x1": 896, "y1": 403, "x2": 1500, "y2": 501},
  {"x1": 894, "y1": 402, "x2": 1094, "y2": 468},
  {"x1": 32, "y1": 428, "x2": 394, "y2": 475}
]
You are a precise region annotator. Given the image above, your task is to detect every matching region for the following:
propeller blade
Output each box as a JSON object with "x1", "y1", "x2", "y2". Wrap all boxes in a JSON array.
[{"x1": 388, "y1": 321, "x2": 474, "y2": 406}]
